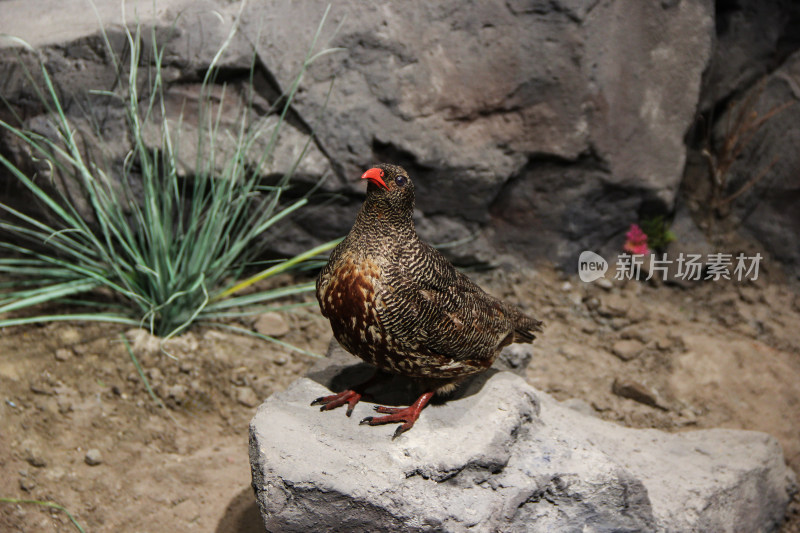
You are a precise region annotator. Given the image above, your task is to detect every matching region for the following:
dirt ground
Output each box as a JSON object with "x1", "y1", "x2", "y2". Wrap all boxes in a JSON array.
[{"x1": 1, "y1": 264, "x2": 799, "y2": 532}]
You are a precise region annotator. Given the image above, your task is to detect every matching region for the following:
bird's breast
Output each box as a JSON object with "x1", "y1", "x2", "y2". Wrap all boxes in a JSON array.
[{"x1": 321, "y1": 256, "x2": 384, "y2": 354}]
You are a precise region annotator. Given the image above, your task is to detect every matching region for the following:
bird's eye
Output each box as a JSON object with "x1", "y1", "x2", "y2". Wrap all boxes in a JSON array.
[{"x1": 394, "y1": 175, "x2": 407, "y2": 187}]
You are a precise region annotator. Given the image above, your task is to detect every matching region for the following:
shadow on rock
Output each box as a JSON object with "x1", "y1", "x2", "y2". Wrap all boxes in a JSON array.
[{"x1": 306, "y1": 341, "x2": 498, "y2": 407}]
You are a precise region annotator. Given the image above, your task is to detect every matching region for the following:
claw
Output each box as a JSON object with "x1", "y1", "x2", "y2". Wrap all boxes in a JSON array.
[
  {"x1": 357, "y1": 391, "x2": 435, "y2": 438},
  {"x1": 359, "y1": 416, "x2": 373, "y2": 425},
  {"x1": 312, "y1": 389, "x2": 363, "y2": 415},
  {"x1": 392, "y1": 425, "x2": 408, "y2": 440}
]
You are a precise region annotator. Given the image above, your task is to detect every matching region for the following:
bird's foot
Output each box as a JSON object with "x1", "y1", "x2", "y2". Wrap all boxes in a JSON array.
[
  {"x1": 359, "y1": 391, "x2": 435, "y2": 439},
  {"x1": 311, "y1": 389, "x2": 363, "y2": 417}
]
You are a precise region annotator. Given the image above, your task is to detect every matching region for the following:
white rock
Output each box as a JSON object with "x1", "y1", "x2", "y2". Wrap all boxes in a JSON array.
[{"x1": 249, "y1": 344, "x2": 796, "y2": 532}]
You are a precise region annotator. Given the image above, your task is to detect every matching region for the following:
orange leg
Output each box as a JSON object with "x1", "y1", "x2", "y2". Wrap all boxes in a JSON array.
[
  {"x1": 359, "y1": 391, "x2": 435, "y2": 439},
  {"x1": 311, "y1": 372, "x2": 386, "y2": 417}
]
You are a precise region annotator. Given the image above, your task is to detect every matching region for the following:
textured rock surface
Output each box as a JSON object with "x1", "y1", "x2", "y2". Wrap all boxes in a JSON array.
[
  {"x1": 1, "y1": 0, "x2": 714, "y2": 268},
  {"x1": 239, "y1": 0, "x2": 715, "y2": 264},
  {"x1": 717, "y1": 48, "x2": 800, "y2": 278},
  {"x1": 249, "y1": 343, "x2": 796, "y2": 532},
  {"x1": 2, "y1": 1, "x2": 800, "y2": 275}
]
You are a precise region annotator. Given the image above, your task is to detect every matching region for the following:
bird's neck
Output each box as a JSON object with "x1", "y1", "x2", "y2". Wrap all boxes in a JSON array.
[{"x1": 354, "y1": 196, "x2": 416, "y2": 241}]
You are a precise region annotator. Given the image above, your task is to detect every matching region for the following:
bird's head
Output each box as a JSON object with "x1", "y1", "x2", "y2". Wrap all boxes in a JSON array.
[{"x1": 360, "y1": 163, "x2": 415, "y2": 218}]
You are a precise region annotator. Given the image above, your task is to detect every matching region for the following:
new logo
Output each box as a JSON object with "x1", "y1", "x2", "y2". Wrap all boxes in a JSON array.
[{"x1": 578, "y1": 251, "x2": 608, "y2": 282}]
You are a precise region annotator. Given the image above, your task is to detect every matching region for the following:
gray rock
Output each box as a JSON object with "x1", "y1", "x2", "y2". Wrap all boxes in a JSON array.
[
  {"x1": 249, "y1": 348, "x2": 795, "y2": 532},
  {"x1": 698, "y1": 0, "x2": 800, "y2": 113},
  {"x1": 717, "y1": 48, "x2": 800, "y2": 279},
  {"x1": 612, "y1": 377, "x2": 667, "y2": 410},
  {"x1": 494, "y1": 343, "x2": 534, "y2": 376},
  {"x1": 84, "y1": 448, "x2": 103, "y2": 466},
  {"x1": 238, "y1": 0, "x2": 714, "y2": 266},
  {"x1": 0, "y1": 0, "x2": 721, "y2": 271},
  {"x1": 611, "y1": 339, "x2": 645, "y2": 361},
  {"x1": 235, "y1": 386, "x2": 261, "y2": 409}
]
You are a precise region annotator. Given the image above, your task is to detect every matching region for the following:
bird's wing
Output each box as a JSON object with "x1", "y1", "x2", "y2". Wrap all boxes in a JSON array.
[{"x1": 376, "y1": 242, "x2": 516, "y2": 365}]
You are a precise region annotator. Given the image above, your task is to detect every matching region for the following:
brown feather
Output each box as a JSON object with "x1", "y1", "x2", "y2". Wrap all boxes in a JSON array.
[{"x1": 316, "y1": 163, "x2": 543, "y2": 388}]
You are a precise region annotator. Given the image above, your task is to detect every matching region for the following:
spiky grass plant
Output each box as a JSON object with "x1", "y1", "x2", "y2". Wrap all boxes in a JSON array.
[{"x1": 0, "y1": 7, "x2": 341, "y2": 343}]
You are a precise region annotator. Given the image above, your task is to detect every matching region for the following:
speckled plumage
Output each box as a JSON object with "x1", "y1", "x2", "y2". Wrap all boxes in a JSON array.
[{"x1": 314, "y1": 163, "x2": 542, "y2": 436}]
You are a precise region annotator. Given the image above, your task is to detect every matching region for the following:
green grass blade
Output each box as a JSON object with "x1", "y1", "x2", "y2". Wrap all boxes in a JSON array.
[
  {"x1": 120, "y1": 333, "x2": 165, "y2": 409},
  {"x1": 0, "y1": 497, "x2": 86, "y2": 533}
]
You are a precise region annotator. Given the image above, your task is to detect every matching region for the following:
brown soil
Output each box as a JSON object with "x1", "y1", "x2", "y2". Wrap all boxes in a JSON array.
[{"x1": 1, "y1": 265, "x2": 799, "y2": 532}]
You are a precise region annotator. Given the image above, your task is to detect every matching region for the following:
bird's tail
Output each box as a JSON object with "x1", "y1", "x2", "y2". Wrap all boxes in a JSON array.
[{"x1": 511, "y1": 309, "x2": 544, "y2": 344}]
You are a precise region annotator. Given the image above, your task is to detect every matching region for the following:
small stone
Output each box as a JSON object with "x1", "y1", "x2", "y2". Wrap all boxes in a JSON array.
[
  {"x1": 596, "y1": 278, "x2": 614, "y2": 291},
  {"x1": 24, "y1": 444, "x2": 48, "y2": 468},
  {"x1": 584, "y1": 297, "x2": 600, "y2": 311},
  {"x1": 655, "y1": 336, "x2": 673, "y2": 351},
  {"x1": 560, "y1": 281, "x2": 573, "y2": 292},
  {"x1": 609, "y1": 318, "x2": 631, "y2": 331},
  {"x1": 273, "y1": 355, "x2": 289, "y2": 366},
  {"x1": 235, "y1": 386, "x2": 260, "y2": 408},
  {"x1": 56, "y1": 396, "x2": 73, "y2": 414},
  {"x1": 496, "y1": 345, "x2": 533, "y2": 375},
  {"x1": 254, "y1": 312, "x2": 290, "y2": 338},
  {"x1": 29, "y1": 382, "x2": 52, "y2": 395},
  {"x1": 127, "y1": 328, "x2": 161, "y2": 356},
  {"x1": 19, "y1": 477, "x2": 36, "y2": 492},
  {"x1": 612, "y1": 378, "x2": 665, "y2": 410},
  {"x1": 84, "y1": 449, "x2": 103, "y2": 466},
  {"x1": 58, "y1": 327, "x2": 81, "y2": 345},
  {"x1": 599, "y1": 294, "x2": 630, "y2": 318},
  {"x1": 54, "y1": 348, "x2": 73, "y2": 361},
  {"x1": 612, "y1": 339, "x2": 644, "y2": 361},
  {"x1": 166, "y1": 384, "x2": 189, "y2": 404}
]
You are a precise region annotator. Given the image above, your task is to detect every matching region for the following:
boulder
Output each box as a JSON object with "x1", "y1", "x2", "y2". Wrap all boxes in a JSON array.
[
  {"x1": 237, "y1": 0, "x2": 716, "y2": 265},
  {"x1": 718, "y1": 49, "x2": 800, "y2": 279},
  {"x1": 249, "y1": 343, "x2": 796, "y2": 532}
]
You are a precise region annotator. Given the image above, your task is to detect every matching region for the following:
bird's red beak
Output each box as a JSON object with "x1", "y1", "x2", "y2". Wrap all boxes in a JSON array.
[{"x1": 361, "y1": 167, "x2": 389, "y2": 190}]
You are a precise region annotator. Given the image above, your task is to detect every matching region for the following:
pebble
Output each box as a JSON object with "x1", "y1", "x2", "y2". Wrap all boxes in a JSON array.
[
  {"x1": 612, "y1": 339, "x2": 645, "y2": 361},
  {"x1": 54, "y1": 348, "x2": 73, "y2": 361},
  {"x1": 235, "y1": 386, "x2": 261, "y2": 408},
  {"x1": 596, "y1": 278, "x2": 614, "y2": 291},
  {"x1": 560, "y1": 281, "x2": 573, "y2": 292},
  {"x1": 254, "y1": 312, "x2": 290, "y2": 338},
  {"x1": 166, "y1": 384, "x2": 189, "y2": 404},
  {"x1": 19, "y1": 477, "x2": 36, "y2": 492},
  {"x1": 84, "y1": 449, "x2": 103, "y2": 466},
  {"x1": 655, "y1": 336, "x2": 673, "y2": 351},
  {"x1": 598, "y1": 294, "x2": 630, "y2": 318},
  {"x1": 609, "y1": 318, "x2": 631, "y2": 331},
  {"x1": 58, "y1": 327, "x2": 81, "y2": 345},
  {"x1": 24, "y1": 444, "x2": 48, "y2": 468},
  {"x1": 583, "y1": 297, "x2": 600, "y2": 312},
  {"x1": 612, "y1": 378, "x2": 666, "y2": 410}
]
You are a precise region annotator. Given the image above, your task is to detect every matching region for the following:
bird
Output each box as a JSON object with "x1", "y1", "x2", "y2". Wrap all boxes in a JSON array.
[{"x1": 313, "y1": 163, "x2": 543, "y2": 438}]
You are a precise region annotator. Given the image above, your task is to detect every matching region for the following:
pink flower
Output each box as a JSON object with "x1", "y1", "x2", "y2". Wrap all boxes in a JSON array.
[{"x1": 623, "y1": 224, "x2": 650, "y2": 255}]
